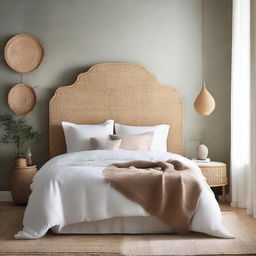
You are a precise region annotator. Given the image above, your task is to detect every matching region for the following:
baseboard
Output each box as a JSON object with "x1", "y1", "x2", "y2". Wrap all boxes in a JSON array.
[{"x1": 0, "y1": 191, "x2": 12, "y2": 201}]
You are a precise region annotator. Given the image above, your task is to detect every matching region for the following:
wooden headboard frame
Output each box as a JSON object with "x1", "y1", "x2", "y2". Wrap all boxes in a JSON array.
[{"x1": 49, "y1": 63, "x2": 183, "y2": 158}]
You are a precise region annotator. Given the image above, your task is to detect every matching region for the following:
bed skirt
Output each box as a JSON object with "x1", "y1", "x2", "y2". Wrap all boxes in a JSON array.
[{"x1": 52, "y1": 216, "x2": 174, "y2": 234}]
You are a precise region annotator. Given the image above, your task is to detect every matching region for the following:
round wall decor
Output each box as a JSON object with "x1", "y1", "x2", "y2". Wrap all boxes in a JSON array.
[
  {"x1": 8, "y1": 84, "x2": 37, "y2": 115},
  {"x1": 4, "y1": 34, "x2": 44, "y2": 73}
]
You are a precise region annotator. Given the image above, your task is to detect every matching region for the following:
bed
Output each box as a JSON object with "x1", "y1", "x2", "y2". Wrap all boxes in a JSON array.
[{"x1": 15, "y1": 63, "x2": 234, "y2": 239}]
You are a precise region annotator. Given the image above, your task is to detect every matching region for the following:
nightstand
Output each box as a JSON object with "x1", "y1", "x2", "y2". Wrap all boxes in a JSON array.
[
  {"x1": 195, "y1": 162, "x2": 228, "y2": 202},
  {"x1": 10, "y1": 165, "x2": 37, "y2": 205}
]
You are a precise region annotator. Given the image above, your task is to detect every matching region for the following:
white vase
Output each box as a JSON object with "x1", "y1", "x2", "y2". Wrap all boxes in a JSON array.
[{"x1": 196, "y1": 144, "x2": 208, "y2": 160}]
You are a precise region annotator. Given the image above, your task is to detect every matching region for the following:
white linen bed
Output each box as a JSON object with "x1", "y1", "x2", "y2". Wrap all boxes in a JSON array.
[{"x1": 15, "y1": 150, "x2": 234, "y2": 239}]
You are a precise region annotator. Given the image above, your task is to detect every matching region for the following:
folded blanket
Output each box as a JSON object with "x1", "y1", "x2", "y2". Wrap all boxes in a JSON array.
[{"x1": 104, "y1": 159, "x2": 202, "y2": 234}]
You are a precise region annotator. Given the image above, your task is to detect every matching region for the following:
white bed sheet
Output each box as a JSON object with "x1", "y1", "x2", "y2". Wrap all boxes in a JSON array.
[{"x1": 15, "y1": 150, "x2": 234, "y2": 239}]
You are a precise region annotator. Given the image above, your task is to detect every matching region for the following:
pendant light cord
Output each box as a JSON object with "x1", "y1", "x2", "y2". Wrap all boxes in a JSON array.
[{"x1": 202, "y1": 0, "x2": 205, "y2": 86}]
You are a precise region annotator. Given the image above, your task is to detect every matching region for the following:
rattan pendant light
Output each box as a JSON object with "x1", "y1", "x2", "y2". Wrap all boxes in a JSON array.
[
  {"x1": 194, "y1": 83, "x2": 215, "y2": 115},
  {"x1": 194, "y1": 0, "x2": 215, "y2": 116}
]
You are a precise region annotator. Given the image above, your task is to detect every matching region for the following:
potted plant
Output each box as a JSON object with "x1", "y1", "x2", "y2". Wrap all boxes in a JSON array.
[{"x1": 0, "y1": 114, "x2": 40, "y2": 167}]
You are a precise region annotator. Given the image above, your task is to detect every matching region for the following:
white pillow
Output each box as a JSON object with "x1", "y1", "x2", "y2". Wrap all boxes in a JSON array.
[
  {"x1": 62, "y1": 120, "x2": 114, "y2": 153},
  {"x1": 115, "y1": 123, "x2": 170, "y2": 152}
]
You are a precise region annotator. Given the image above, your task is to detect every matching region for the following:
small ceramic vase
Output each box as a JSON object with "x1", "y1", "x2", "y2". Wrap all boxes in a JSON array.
[
  {"x1": 26, "y1": 147, "x2": 33, "y2": 166},
  {"x1": 196, "y1": 144, "x2": 208, "y2": 160}
]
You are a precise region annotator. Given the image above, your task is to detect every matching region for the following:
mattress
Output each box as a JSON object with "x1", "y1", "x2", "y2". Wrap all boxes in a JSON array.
[{"x1": 52, "y1": 216, "x2": 173, "y2": 234}]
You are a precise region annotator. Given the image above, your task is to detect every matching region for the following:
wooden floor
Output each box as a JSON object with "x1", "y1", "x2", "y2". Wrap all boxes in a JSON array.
[{"x1": 0, "y1": 202, "x2": 256, "y2": 256}]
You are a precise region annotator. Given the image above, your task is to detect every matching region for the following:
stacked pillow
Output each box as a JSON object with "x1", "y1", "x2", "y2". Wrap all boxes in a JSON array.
[
  {"x1": 62, "y1": 120, "x2": 170, "y2": 153},
  {"x1": 62, "y1": 120, "x2": 114, "y2": 153},
  {"x1": 114, "y1": 123, "x2": 170, "y2": 152},
  {"x1": 90, "y1": 137, "x2": 121, "y2": 150},
  {"x1": 110, "y1": 132, "x2": 154, "y2": 151}
]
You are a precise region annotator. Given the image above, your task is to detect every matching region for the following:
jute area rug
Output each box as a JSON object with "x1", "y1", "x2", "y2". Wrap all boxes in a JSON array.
[{"x1": 0, "y1": 203, "x2": 256, "y2": 256}]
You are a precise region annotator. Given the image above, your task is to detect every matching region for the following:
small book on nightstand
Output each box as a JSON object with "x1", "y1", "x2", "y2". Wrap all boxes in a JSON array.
[{"x1": 192, "y1": 158, "x2": 211, "y2": 163}]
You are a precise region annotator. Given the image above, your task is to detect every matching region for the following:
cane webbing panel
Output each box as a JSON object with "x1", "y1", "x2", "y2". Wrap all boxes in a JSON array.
[{"x1": 49, "y1": 63, "x2": 183, "y2": 158}]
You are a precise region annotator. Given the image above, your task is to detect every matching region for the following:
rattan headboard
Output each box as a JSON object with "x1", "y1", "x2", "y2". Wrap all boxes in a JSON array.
[{"x1": 49, "y1": 63, "x2": 183, "y2": 158}]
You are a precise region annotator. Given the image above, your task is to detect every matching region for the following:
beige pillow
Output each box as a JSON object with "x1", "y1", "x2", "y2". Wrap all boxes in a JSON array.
[
  {"x1": 90, "y1": 137, "x2": 121, "y2": 150},
  {"x1": 110, "y1": 132, "x2": 154, "y2": 151}
]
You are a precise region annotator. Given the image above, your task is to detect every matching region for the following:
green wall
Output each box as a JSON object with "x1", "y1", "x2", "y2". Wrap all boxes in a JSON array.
[{"x1": 0, "y1": 0, "x2": 232, "y2": 190}]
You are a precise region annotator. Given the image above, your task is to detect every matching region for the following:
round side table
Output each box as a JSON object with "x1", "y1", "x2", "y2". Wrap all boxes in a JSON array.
[
  {"x1": 196, "y1": 162, "x2": 228, "y2": 202},
  {"x1": 10, "y1": 165, "x2": 37, "y2": 205}
]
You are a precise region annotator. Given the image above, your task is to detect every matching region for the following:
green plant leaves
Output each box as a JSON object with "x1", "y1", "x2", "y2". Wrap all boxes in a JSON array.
[{"x1": 0, "y1": 114, "x2": 41, "y2": 157}]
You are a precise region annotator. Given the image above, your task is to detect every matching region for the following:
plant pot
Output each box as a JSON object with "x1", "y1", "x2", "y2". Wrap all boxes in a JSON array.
[
  {"x1": 15, "y1": 157, "x2": 27, "y2": 167},
  {"x1": 10, "y1": 165, "x2": 37, "y2": 205}
]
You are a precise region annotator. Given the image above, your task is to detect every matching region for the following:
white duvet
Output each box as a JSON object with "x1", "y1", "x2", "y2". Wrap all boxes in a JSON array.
[{"x1": 15, "y1": 150, "x2": 234, "y2": 239}]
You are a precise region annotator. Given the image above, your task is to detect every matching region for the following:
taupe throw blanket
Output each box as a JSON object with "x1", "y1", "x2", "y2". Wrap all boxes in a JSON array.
[{"x1": 103, "y1": 160, "x2": 202, "y2": 234}]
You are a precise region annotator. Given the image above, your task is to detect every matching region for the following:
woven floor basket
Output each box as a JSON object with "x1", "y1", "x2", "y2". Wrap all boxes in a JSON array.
[{"x1": 10, "y1": 165, "x2": 37, "y2": 205}]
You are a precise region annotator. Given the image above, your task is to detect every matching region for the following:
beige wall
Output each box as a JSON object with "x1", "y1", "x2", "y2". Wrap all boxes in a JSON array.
[{"x1": 0, "y1": 0, "x2": 232, "y2": 190}]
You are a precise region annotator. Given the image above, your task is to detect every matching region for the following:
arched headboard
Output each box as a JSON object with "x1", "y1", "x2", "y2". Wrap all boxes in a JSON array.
[{"x1": 49, "y1": 63, "x2": 183, "y2": 158}]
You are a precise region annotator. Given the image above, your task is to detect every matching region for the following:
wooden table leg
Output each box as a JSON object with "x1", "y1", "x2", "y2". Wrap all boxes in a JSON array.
[{"x1": 222, "y1": 186, "x2": 226, "y2": 203}]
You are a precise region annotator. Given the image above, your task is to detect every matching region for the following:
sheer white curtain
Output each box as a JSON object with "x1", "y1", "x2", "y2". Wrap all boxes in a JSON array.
[
  {"x1": 249, "y1": 0, "x2": 256, "y2": 217},
  {"x1": 231, "y1": 0, "x2": 256, "y2": 218}
]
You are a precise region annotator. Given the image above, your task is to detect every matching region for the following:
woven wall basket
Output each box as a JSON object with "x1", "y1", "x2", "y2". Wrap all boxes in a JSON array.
[
  {"x1": 4, "y1": 33, "x2": 44, "y2": 73},
  {"x1": 194, "y1": 84, "x2": 215, "y2": 116},
  {"x1": 8, "y1": 83, "x2": 37, "y2": 115}
]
